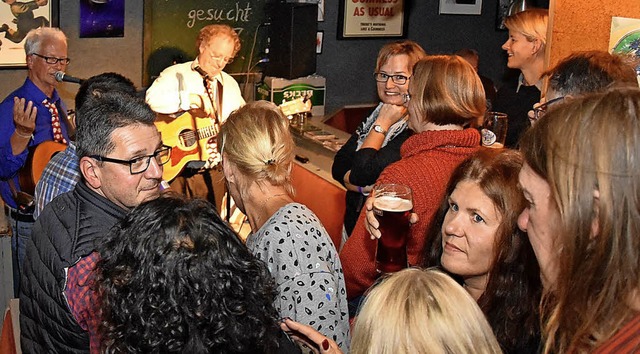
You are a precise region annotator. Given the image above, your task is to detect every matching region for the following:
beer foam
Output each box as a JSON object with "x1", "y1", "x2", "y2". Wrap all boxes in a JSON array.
[{"x1": 374, "y1": 195, "x2": 413, "y2": 212}]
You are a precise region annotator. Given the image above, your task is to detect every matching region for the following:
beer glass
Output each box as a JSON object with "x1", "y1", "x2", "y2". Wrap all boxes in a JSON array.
[
  {"x1": 373, "y1": 183, "x2": 413, "y2": 273},
  {"x1": 481, "y1": 112, "x2": 508, "y2": 148}
]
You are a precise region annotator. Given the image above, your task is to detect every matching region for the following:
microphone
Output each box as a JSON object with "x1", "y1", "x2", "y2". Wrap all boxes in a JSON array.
[{"x1": 55, "y1": 71, "x2": 85, "y2": 84}]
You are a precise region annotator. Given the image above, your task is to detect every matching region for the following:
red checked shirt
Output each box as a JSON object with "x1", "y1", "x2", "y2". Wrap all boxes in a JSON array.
[{"x1": 65, "y1": 251, "x2": 102, "y2": 354}]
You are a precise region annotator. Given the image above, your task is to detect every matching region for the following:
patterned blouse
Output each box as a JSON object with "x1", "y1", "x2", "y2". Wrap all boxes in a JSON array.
[{"x1": 247, "y1": 203, "x2": 350, "y2": 352}]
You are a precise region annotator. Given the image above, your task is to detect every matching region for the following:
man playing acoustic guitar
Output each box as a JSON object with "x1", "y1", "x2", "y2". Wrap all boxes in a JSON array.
[
  {"x1": 145, "y1": 24, "x2": 245, "y2": 212},
  {"x1": 0, "y1": 27, "x2": 71, "y2": 297}
]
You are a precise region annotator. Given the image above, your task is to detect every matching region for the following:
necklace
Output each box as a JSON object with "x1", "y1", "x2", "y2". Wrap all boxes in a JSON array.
[{"x1": 263, "y1": 193, "x2": 288, "y2": 205}]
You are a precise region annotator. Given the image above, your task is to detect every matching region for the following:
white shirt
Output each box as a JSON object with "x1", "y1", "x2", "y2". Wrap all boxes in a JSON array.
[{"x1": 145, "y1": 58, "x2": 245, "y2": 120}]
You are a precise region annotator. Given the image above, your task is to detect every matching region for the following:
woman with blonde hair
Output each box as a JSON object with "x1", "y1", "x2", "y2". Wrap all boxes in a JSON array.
[
  {"x1": 332, "y1": 40, "x2": 426, "y2": 237},
  {"x1": 517, "y1": 88, "x2": 640, "y2": 353},
  {"x1": 341, "y1": 55, "x2": 484, "y2": 301},
  {"x1": 219, "y1": 100, "x2": 350, "y2": 351},
  {"x1": 494, "y1": 8, "x2": 548, "y2": 147},
  {"x1": 282, "y1": 268, "x2": 502, "y2": 354}
]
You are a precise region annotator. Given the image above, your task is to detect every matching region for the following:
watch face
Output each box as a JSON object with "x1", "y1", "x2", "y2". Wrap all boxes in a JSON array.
[{"x1": 374, "y1": 125, "x2": 386, "y2": 134}]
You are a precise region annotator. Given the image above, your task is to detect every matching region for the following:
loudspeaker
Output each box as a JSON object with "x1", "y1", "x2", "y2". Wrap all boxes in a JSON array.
[{"x1": 265, "y1": 3, "x2": 318, "y2": 79}]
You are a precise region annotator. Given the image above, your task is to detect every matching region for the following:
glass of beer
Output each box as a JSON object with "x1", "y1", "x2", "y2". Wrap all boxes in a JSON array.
[
  {"x1": 481, "y1": 112, "x2": 508, "y2": 148},
  {"x1": 373, "y1": 183, "x2": 413, "y2": 273}
]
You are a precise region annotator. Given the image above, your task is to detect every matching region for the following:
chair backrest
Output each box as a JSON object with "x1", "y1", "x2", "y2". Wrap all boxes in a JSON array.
[
  {"x1": 0, "y1": 299, "x2": 21, "y2": 354},
  {"x1": 291, "y1": 163, "x2": 346, "y2": 249}
]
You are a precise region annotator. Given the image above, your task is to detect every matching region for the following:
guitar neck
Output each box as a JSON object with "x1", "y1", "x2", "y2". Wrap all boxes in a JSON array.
[{"x1": 196, "y1": 124, "x2": 219, "y2": 140}]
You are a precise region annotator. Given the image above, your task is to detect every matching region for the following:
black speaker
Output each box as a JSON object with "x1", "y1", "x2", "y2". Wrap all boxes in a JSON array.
[{"x1": 265, "y1": 3, "x2": 318, "y2": 79}]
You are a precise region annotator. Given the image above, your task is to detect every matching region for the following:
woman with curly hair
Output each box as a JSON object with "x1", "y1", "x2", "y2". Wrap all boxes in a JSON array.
[
  {"x1": 97, "y1": 195, "x2": 300, "y2": 353},
  {"x1": 518, "y1": 88, "x2": 640, "y2": 353},
  {"x1": 423, "y1": 148, "x2": 541, "y2": 353}
]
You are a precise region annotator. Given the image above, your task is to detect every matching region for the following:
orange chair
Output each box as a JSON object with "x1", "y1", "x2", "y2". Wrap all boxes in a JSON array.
[{"x1": 291, "y1": 163, "x2": 346, "y2": 249}]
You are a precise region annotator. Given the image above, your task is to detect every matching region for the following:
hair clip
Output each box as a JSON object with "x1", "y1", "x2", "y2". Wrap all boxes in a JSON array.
[{"x1": 265, "y1": 158, "x2": 275, "y2": 165}]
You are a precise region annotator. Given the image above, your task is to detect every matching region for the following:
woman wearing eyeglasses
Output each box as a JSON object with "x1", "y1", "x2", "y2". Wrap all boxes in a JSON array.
[
  {"x1": 493, "y1": 9, "x2": 548, "y2": 148},
  {"x1": 332, "y1": 40, "x2": 426, "y2": 239}
]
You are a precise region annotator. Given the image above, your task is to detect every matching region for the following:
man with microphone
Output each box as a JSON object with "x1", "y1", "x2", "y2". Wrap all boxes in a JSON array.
[{"x1": 0, "y1": 26, "x2": 71, "y2": 297}]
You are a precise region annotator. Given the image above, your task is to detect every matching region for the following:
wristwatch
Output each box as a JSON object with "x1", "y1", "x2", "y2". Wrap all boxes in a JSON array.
[{"x1": 372, "y1": 124, "x2": 387, "y2": 135}]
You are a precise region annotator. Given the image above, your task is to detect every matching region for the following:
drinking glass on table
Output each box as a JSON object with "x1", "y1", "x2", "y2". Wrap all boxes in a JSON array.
[
  {"x1": 481, "y1": 112, "x2": 508, "y2": 148},
  {"x1": 372, "y1": 183, "x2": 413, "y2": 273}
]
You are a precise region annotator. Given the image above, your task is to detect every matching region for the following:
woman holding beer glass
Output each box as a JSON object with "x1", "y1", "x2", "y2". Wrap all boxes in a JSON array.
[
  {"x1": 218, "y1": 101, "x2": 350, "y2": 351},
  {"x1": 518, "y1": 88, "x2": 640, "y2": 353},
  {"x1": 340, "y1": 55, "x2": 485, "y2": 300},
  {"x1": 424, "y1": 148, "x2": 541, "y2": 354},
  {"x1": 332, "y1": 40, "x2": 426, "y2": 237}
]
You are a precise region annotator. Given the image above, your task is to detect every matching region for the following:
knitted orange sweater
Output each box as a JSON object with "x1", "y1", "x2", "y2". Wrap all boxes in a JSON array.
[{"x1": 340, "y1": 128, "x2": 481, "y2": 299}]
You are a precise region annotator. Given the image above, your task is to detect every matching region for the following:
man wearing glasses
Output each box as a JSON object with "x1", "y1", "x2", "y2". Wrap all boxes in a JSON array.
[
  {"x1": 528, "y1": 51, "x2": 639, "y2": 125},
  {"x1": 145, "y1": 24, "x2": 244, "y2": 214},
  {"x1": 20, "y1": 91, "x2": 169, "y2": 353},
  {"x1": 0, "y1": 27, "x2": 71, "y2": 298}
]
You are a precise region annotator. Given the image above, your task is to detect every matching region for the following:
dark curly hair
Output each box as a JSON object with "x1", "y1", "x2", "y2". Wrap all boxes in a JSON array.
[
  {"x1": 97, "y1": 195, "x2": 281, "y2": 353},
  {"x1": 423, "y1": 148, "x2": 541, "y2": 354}
]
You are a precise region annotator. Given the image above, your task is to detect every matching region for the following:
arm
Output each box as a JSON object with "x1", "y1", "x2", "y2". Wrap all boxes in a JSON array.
[
  {"x1": 358, "y1": 103, "x2": 406, "y2": 150},
  {"x1": 0, "y1": 97, "x2": 33, "y2": 179},
  {"x1": 145, "y1": 65, "x2": 212, "y2": 116},
  {"x1": 330, "y1": 134, "x2": 358, "y2": 187},
  {"x1": 348, "y1": 129, "x2": 410, "y2": 187},
  {"x1": 281, "y1": 318, "x2": 343, "y2": 354}
]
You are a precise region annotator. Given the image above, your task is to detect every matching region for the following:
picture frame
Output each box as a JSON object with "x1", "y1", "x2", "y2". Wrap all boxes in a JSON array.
[
  {"x1": 0, "y1": 0, "x2": 59, "y2": 68},
  {"x1": 496, "y1": 0, "x2": 511, "y2": 30},
  {"x1": 439, "y1": 0, "x2": 483, "y2": 16},
  {"x1": 338, "y1": 0, "x2": 407, "y2": 39}
]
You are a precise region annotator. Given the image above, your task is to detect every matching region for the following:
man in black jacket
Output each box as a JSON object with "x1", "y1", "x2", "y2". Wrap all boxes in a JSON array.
[{"x1": 19, "y1": 91, "x2": 168, "y2": 353}]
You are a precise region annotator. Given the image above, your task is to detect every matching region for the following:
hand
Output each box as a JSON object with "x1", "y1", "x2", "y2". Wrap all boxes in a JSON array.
[
  {"x1": 13, "y1": 97, "x2": 36, "y2": 137},
  {"x1": 280, "y1": 318, "x2": 343, "y2": 354},
  {"x1": 365, "y1": 195, "x2": 418, "y2": 240},
  {"x1": 35, "y1": 0, "x2": 48, "y2": 6},
  {"x1": 187, "y1": 93, "x2": 214, "y2": 118},
  {"x1": 528, "y1": 101, "x2": 542, "y2": 126},
  {"x1": 376, "y1": 103, "x2": 408, "y2": 129}
]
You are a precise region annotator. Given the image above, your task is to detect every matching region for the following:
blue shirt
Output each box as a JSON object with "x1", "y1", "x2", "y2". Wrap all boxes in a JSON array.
[
  {"x1": 33, "y1": 142, "x2": 79, "y2": 219},
  {"x1": 0, "y1": 78, "x2": 70, "y2": 208}
]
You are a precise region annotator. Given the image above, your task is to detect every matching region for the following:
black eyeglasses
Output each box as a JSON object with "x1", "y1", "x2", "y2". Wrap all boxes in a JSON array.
[
  {"x1": 32, "y1": 53, "x2": 70, "y2": 65},
  {"x1": 533, "y1": 96, "x2": 565, "y2": 121},
  {"x1": 374, "y1": 72, "x2": 410, "y2": 85},
  {"x1": 90, "y1": 145, "x2": 172, "y2": 175}
]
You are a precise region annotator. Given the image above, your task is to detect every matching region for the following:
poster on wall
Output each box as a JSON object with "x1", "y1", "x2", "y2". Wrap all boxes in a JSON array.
[
  {"x1": 338, "y1": 0, "x2": 406, "y2": 39},
  {"x1": 80, "y1": 0, "x2": 125, "y2": 38},
  {"x1": 609, "y1": 16, "x2": 640, "y2": 84},
  {"x1": 0, "y1": 0, "x2": 57, "y2": 68}
]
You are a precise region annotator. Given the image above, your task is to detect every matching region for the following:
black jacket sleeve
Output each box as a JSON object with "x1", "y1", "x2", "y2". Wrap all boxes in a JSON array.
[
  {"x1": 331, "y1": 133, "x2": 358, "y2": 187},
  {"x1": 348, "y1": 129, "x2": 412, "y2": 186}
]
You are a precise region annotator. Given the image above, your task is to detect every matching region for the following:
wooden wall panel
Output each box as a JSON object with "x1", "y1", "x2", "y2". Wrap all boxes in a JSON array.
[{"x1": 548, "y1": 0, "x2": 640, "y2": 67}]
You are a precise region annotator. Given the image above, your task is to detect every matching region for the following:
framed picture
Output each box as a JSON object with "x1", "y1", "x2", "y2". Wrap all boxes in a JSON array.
[
  {"x1": 496, "y1": 0, "x2": 511, "y2": 29},
  {"x1": 80, "y1": 0, "x2": 125, "y2": 38},
  {"x1": 439, "y1": 0, "x2": 483, "y2": 16},
  {"x1": 0, "y1": 0, "x2": 58, "y2": 68},
  {"x1": 338, "y1": 0, "x2": 407, "y2": 39}
]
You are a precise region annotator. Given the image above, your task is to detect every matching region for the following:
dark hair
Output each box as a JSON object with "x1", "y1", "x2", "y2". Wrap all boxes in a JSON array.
[
  {"x1": 547, "y1": 51, "x2": 638, "y2": 96},
  {"x1": 97, "y1": 195, "x2": 281, "y2": 353},
  {"x1": 424, "y1": 148, "x2": 541, "y2": 353},
  {"x1": 75, "y1": 72, "x2": 137, "y2": 113},
  {"x1": 76, "y1": 91, "x2": 156, "y2": 158}
]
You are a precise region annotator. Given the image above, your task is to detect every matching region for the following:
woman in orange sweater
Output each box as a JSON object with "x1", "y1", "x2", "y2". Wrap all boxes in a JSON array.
[{"x1": 339, "y1": 55, "x2": 484, "y2": 301}]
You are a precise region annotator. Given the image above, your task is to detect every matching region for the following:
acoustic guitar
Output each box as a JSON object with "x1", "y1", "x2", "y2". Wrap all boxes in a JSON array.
[
  {"x1": 156, "y1": 97, "x2": 313, "y2": 182},
  {"x1": 18, "y1": 141, "x2": 67, "y2": 195}
]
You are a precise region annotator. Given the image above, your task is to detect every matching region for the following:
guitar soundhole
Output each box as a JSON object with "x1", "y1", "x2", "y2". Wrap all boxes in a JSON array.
[{"x1": 179, "y1": 129, "x2": 197, "y2": 148}]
